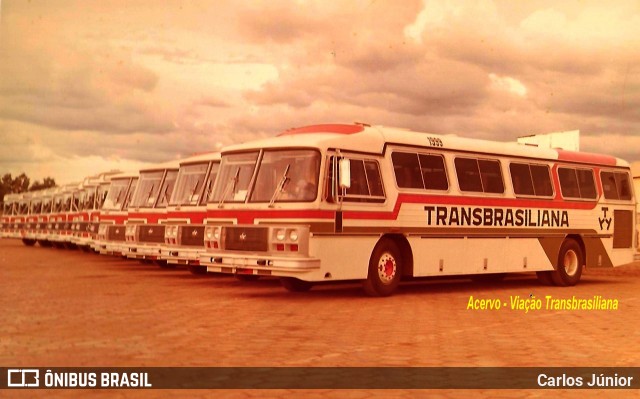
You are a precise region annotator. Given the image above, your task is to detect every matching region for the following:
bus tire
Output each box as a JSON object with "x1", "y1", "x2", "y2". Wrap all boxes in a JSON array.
[
  {"x1": 280, "y1": 277, "x2": 313, "y2": 292},
  {"x1": 550, "y1": 239, "x2": 583, "y2": 286},
  {"x1": 536, "y1": 271, "x2": 554, "y2": 286},
  {"x1": 22, "y1": 238, "x2": 36, "y2": 246},
  {"x1": 363, "y1": 239, "x2": 402, "y2": 297}
]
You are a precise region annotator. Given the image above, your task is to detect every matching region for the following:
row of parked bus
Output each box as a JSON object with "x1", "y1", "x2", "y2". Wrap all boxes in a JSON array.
[{"x1": 1, "y1": 123, "x2": 637, "y2": 296}]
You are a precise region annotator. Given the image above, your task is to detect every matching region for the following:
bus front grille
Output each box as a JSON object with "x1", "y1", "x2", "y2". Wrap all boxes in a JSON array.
[
  {"x1": 138, "y1": 224, "x2": 166, "y2": 243},
  {"x1": 180, "y1": 225, "x2": 205, "y2": 247},
  {"x1": 107, "y1": 225, "x2": 125, "y2": 241},
  {"x1": 224, "y1": 226, "x2": 269, "y2": 252}
]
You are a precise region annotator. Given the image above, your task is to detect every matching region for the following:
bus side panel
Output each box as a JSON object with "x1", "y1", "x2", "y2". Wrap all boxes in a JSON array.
[
  {"x1": 410, "y1": 236, "x2": 553, "y2": 277},
  {"x1": 309, "y1": 235, "x2": 379, "y2": 281}
]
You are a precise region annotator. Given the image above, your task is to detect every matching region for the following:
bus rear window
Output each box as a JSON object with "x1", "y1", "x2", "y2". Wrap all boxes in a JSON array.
[{"x1": 558, "y1": 167, "x2": 596, "y2": 200}]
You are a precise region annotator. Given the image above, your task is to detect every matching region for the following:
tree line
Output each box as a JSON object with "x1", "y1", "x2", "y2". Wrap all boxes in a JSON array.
[{"x1": 1, "y1": 173, "x2": 56, "y2": 202}]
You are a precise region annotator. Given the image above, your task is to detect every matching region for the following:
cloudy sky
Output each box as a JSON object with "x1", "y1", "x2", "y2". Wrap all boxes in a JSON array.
[{"x1": 1, "y1": 0, "x2": 639, "y2": 184}]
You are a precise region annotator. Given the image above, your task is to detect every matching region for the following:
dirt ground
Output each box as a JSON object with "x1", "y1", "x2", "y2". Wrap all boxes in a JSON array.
[{"x1": 1, "y1": 239, "x2": 639, "y2": 398}]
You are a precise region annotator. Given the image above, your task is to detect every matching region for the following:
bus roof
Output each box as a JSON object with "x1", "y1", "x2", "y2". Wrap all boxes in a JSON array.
[
  {"x1": 138, "y1": 159, "x2": 181, "y2": 173},
  {"x1": 178, "y1": 151, "x2": 221, "y2": 166},
  {"x1": 221, "y1": 123, "x2": 628, "y2": 168}
]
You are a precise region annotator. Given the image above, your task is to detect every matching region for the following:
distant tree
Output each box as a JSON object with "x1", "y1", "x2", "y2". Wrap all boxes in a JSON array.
[
  {"x1": 30, "y1": 177, "x2": 56, "y2": 191},
  {"x1": 0, "y1": 172, "x2": 43, "y2": 202},
  {"x1": 11, "y1": 173, "x2": 30, "y2": 193}
]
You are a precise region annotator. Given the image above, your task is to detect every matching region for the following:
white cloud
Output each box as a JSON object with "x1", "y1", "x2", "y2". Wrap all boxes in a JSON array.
[{"x1": 489, "y1": 73, "x2": 527, "y2": 97}]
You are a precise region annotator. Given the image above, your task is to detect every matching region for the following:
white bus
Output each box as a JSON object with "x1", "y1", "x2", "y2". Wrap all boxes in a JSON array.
[
  {"x1": 160, "y1": 152, "x2": 220, "y2": 271},
  {"x1": 199, "y1": 123, "x2": 636, "y2": 296},
  {"x1": 124, "y1": 160, "x2": 180, "y2": 265},
  {"x1": 94, "y1": 171, "x2": 139, "y2": 255}
]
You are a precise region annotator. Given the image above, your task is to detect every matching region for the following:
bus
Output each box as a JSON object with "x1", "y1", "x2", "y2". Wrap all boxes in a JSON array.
[
  {"x1": 33, "y1": 188, "x2": 57, "y2": 247},
  {"x1": 160, "y1": 152, "x2": 220, "y2": 271},
  {"x1": 198, "y1": 123, "x2": 637, "y2": 296},
  {"x1": 124, "y1": 160, "x2": 180, "y2": 265},
  {"x1": 71, "y1": 171, "x2": 120, "y2": 251},
  {"x1": 1, "y1": 194, "x2": 20, "y2": 238},
  {"x1": 15, "y1": 192, "x2": 34, "y2": 245},
  {"x1": 47, "y1": 183, "x2": 81, "y2": 249},
  {"x1": 94, "y1": 171, "x2": 139, "y2": 255}
]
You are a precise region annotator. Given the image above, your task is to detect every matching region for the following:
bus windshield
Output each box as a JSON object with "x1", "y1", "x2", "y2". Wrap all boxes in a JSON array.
[
  {"x1": 131, "y1": 171, "x2": 164, "y2": 208},
  {"x1": 76, "y1": 190, "x2": 87, "y2": 211},
  {"x1": 30, "y1": 199, "x2": 42, "y2": 214},
  {"x1": 42, "y1": 198, "x2": 52, "y2": 214},
  {"x1": 171, "y1": 163, "x2": 209, "y2": 206},
  {"x1": 250, "y1": 150, "x2": 320, "y2": 203},
  {"x1": 211, "y1": 152, "x2": 259, "y2": 204},
  {"x1": 102, "y1": 179, "x2": 130, "y2": 210},
  {"x1": 211, "y1": 150, "x2": 320, "y2": 204},
  {"x1": 156, "y1": 170, "x2": 178, "y2": 208}
]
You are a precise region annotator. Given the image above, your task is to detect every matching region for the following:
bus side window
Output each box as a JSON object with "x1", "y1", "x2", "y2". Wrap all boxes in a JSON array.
[
  {"x1": 577, "y1": 169, "x2": 596, "y2": 199},
  {"x1": 346, "y1": 160, "x2": 368, "y2": 196},
  {"x1": 601, "y1": 171, "x2": 619, "y2": 199},
  {"x1": 456, "y1": 157, "x2": 504, "y2": 194},
  {"x1": 558, "y1": 168, "x2": 580, "y2": 198},
  {"x1": 531, "y1": 165, "x2": 553, "y2": 196},
  {"x1": 333, "y1": 157, "x2": 385, "y2": 203},
  {"x1": 559, "y1": 167, "x2": 596, "y2": 199},
  {"x1": 509, "y1": 163, "x2": 534, "y2": 196},
  {"x1": 391, "y1": 152, "x2": 424, "y2": 189},
  {"x1": 455, "y1": 157, "x2": 483, "y2": 192},
  {"x1": 418, "y1": 154, "x2": 448, "y2": 191},
  {"x1": 602, "y1": 171, "x2": 633, "y2": 201},
  {"x1": 615, "y1": 172, "x2": 632, "y2": 200}
]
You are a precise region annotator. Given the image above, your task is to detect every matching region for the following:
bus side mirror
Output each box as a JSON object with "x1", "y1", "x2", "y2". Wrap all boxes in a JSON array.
[{"x1": 339, "y1": 158, "x2": 351, "y2": 189}]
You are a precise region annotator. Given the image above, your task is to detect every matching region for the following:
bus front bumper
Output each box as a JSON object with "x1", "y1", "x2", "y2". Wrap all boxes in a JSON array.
[
  {"x1": 198, "y1": 252, "x2": 321, "y2": 276},
  {"x1": 161, "y1": 246, "x2": 203, "y2": 265}
]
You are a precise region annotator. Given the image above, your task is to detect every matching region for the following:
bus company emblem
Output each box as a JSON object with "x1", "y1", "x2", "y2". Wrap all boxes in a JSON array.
[
  {"x1": 191, "y1": 230, "x2": 198, "y2": 237},
  {"x1": 239, "y1": 232, "x2": 247, "y2": 241},
  {"x1": 148, "y1": 228, "x2": 153, "y2": 234}
]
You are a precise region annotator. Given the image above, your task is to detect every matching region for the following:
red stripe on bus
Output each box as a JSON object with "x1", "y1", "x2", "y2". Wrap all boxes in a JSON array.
[
  {"x1": 342, "y1": 193, "x2": 598, "y2": 221},
  {"x1": 206, "y1": 209, "x2": 336, "y2": 224},
  {"x1": 278, "y1": 124, "x2": 365, "y2": 136},
  {"x1": 556, "y1": 150, "x2": 617, "y2": 166},
  {"x1": 166, "y1": 211, "x2": 207, "y2": 223}
]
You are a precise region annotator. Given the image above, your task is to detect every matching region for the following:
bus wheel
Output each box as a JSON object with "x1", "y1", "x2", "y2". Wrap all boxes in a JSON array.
[
  {"x1": 536, "y1": 271, "x2": 555, "y2": 286},
  {"x1": 280, "y1": 277, "x2": 313, "y2": 292},
  {"x1": 37, "y1": 240, "x2": 52, "y2": 247},
  {"x1": 363, "y1": 239, "x2": 402, "y2": 297},
  {"x1": 22, "y1": 239, "x2": 36, "y2": 246},
  {"x1": 551, "y1": 239, "x2": 583, "y2": 286}
]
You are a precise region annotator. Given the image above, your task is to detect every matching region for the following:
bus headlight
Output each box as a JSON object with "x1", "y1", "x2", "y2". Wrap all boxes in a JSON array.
[
  {"x1": 275, "y1": 229, "x2": 286, "y2": 241},
  {"x1": 205, "y1": 226, "x2": 214, "y2": 240},
  {"x1": 289, "y1": 229, "x2": 299, "y2": 242}
]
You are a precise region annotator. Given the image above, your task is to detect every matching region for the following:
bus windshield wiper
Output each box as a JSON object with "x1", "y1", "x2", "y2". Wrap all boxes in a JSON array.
[
  {"x1": 145, "y1": 184, "x2": 155, "y2": 205},
  {"x1": 269, "y1": 164, "x2": 291, "y2": 208},
  {"x1": 218, "y1": 168, "x2": 240, "y2": 208},
  {"x1": 188, "y1": 180, "x2": 200, "y2": 203}
]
